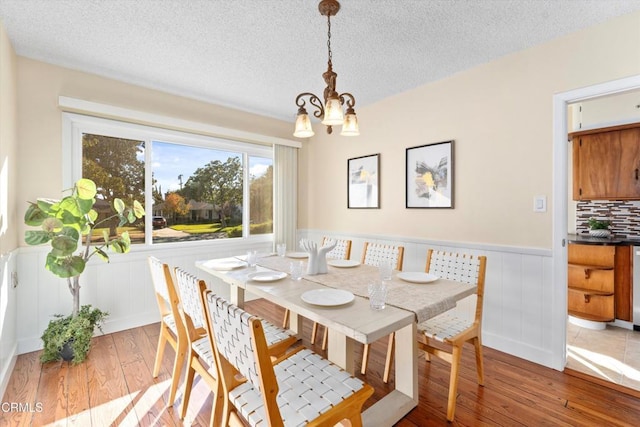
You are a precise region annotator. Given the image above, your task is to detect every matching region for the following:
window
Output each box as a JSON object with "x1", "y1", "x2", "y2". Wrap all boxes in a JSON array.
[
  {"x1": 64, "y1": 113, "x2": 273, "y2": 245},
  {"x1": 82, "y1": 133, "x2": 146, "y2": 244}
]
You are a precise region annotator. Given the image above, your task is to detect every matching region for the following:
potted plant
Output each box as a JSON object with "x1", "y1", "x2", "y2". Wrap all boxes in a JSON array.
[
  {"x1": 588, "y1": 217, "x2": 611, "y2": 238},
  {"x1": 40, "y1": 305, "x2": 109, "y2": 364},
  {"x1": 24, "y1": 178, "x2": 144, "y2": 363}
]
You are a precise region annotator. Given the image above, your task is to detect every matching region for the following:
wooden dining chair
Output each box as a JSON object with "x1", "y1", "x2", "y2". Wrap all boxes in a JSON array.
[
  {"x1": 147, "y1": 256, "x2": 187, "y2": 408},
  {"x1": 282, "y1": 237, "x2": 353, "y2": 350},
  {"x1": 202, "y1": 289, "x2": 374, "y2": 427},
  {"x1": 173, "y1": 267, "x2": 298, "y2": 423},
  {"x1": 414, "y1": 249, "x2": 487, "y2": 421},
  {"x1": 309, "y1": 237, "x2": 354, "y2": 350},
  {"x1": 360, "y1": 241, "x2": 404, "y2": 271},
  {"x1": 172, "y1": 267, "x2": 222, "y2": 422},
  {"x1": 360, "y1": 242, "x2": 404, "y2": 376},
  {"x1": 323, "y1": 236, "x2": 352, "y2": 260}
]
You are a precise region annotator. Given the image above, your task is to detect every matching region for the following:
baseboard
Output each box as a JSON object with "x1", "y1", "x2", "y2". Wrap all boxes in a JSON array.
[
  {"x1": 483, "y1": 331, "x2": 558, "y2": 370},
  {"x1": 0, "y1": 342, "x2": 18, "y2": 400},
  {"x1": 100, "y1": 311, "x2": 161, "y2": 335},
  {"x1": 17, "y1": 311, "x2": 161, "y2": 355}
]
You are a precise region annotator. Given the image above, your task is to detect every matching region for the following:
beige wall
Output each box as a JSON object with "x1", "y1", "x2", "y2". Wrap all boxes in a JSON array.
[
  {"x1": 11, "y1": 11, "x2": 640, "y2": 250},
  {"x1": 300, "y1": 11, "x2": 640, "y2": 249},
  {"x1": 0, "y1": 21, "x2": 18, "y2": 253},
  {"x1": 16, "y1": 58, "x2": 292, "y2": 242},
  {"x1": 0, "y1": 20, "x2": 19, "y2": 398}
]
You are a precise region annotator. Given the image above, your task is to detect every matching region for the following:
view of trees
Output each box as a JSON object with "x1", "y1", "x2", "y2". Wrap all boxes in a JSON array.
[
  {"x1": 181, "y1": 157, "x2": 243, "y2": 228},
  {"x1": 163, "y1": 192, "x2": 190, "y2": 221},
  {"x1": 82, "y1": 134, "x2": 145, "y2": 236},
  {"x1": 83, "y1": 134, "x2": 145, "y2": 203},
  {"x1": 152, "y1": 172, "x2": 164, "y2": 205},
  {"x1": 83, "y1": 133, "x2": 272, "y2": 241}
]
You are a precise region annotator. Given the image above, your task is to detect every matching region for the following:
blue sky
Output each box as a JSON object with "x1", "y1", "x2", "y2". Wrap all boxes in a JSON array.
[{"x1": 150, "y1": 141, "x2": 271, "y2": 194}]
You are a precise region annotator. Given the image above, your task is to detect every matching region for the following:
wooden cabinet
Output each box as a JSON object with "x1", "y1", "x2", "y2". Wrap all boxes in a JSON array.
[
  {"x1": 568, "y1": 244, "x2": 615, "y2": 322},
  {"x1": 614, "y1": 245, "x2": 632, "y2": 322},
  {"x1": 568, "y1": 244, "x2": 632, "y2": 322},
  {"x1": 570, "y1": 122, "x2": 640, "y2": 200}
]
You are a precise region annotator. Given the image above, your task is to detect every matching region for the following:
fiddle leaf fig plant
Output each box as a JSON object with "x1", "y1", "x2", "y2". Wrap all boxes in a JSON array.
[
  {"x1": 24, "y1": 178, "x2": 145, "y2": 317},
  {"x1": 25, "y1": 178, "x2": 143, "y2": 363}
]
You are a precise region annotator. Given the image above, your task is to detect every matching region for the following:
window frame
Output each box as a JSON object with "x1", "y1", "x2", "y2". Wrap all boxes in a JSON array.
[{"x1": 62, "y1": 112, "x2": 274, "y2": 248}]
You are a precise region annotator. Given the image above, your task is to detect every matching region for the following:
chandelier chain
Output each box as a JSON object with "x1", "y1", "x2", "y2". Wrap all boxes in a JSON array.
[{"x1": 327, "y1": 14, "x2": 332, "y2": 64}]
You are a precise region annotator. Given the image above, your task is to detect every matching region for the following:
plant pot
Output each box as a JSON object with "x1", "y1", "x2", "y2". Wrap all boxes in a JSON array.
[
  {"x1": 589, "y1": 229, "x2": 611, "y2": 238},
  {"x1": 59, "y1": 340, "x2": 75, "y2": 361}
]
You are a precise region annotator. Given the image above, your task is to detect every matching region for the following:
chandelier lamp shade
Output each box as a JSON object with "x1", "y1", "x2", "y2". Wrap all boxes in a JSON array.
[{"x1": 293, "y1": 0, "x2": 359, "y2": 138}]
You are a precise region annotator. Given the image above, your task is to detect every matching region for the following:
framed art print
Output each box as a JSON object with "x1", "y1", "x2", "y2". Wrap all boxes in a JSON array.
[
  {"x1": 348, "y1": 153, "x2": 380, "y2": 208},
  {"x1": 406, "y1": 141, "x2": 454, "y2": 208}
]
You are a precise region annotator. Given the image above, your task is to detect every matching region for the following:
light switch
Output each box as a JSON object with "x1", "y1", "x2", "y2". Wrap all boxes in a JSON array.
[{"x1": 533, "y1": 196, "x2": 546, "y2": 212}]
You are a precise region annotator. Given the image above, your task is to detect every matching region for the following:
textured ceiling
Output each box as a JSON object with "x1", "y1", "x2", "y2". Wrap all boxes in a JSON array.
[{"x1": 1, "y1": 0, "x2": 639, "y2": 122}]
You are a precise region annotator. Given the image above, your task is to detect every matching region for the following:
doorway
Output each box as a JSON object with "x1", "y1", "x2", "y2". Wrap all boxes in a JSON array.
[{"x1": 553, "y1": 75, "x2": 640, "y2": 391}]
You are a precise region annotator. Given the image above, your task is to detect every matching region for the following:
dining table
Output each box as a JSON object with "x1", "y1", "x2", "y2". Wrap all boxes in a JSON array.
[{"x1": 196, "y1": 252, "x2": 477, "y2": 426}]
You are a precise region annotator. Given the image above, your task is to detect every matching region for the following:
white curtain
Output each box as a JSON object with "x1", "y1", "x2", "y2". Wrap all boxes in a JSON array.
[{"x1": 273, "y1": 144, "x2": 298, "y2": 251}]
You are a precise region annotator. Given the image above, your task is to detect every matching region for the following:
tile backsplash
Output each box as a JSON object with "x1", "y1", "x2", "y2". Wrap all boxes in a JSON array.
[{"x1": 576, "y1": 200, "x2": 640, "y2": 238}]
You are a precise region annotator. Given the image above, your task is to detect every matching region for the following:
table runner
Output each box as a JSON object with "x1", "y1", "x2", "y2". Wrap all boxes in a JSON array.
[{"x1": 256, "y1": 255, "x2": 476, "y2": 323}]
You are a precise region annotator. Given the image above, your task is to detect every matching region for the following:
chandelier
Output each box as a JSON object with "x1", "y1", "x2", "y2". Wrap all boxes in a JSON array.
[{"x1": 293, "y1": 0, "x2": 359, "y2": 138}]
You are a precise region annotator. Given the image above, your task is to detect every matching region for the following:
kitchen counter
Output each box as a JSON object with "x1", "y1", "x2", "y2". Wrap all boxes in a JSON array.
[{"x1": 568, "y1": 234, "x2": 640, "y2": 246}]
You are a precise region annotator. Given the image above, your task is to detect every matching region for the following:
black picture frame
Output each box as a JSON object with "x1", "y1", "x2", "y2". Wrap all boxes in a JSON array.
[
  {"x1": 406, "y1": 141, "x2": 454, "y2": 208},
  {"x1": 348, "y1": 153, "x2": 380, "y2": 208}
]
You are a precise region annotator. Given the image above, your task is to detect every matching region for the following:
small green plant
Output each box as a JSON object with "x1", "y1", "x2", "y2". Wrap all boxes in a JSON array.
[
  {"x1": 40, "y1": 305, "x2": 108, "y2": 364},
  {"x1": 588, "y1": 218, "x2": 610, "y2": 230}
]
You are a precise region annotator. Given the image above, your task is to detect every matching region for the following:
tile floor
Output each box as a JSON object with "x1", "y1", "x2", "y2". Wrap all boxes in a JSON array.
[{"x1": 566, "y1": 321, "x2": 640, "y2": 392}]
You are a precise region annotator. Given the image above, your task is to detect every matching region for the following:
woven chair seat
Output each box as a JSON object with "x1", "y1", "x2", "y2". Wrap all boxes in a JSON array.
[
  {"x1": 262, "y1": 320, "x2": 295, "y2": 346},
  {"x1": 418, "y1": 312, "x2": 472, "y2": 342},
  {"x1": 192, "y1": 336, "x2": 216, "y2": 367},
  {"x1": 163, "y1": 313, "x2": 178, "y2": 335},
  {"x1": 229, "y1": 348, "x2": 366, "y2": 427}
]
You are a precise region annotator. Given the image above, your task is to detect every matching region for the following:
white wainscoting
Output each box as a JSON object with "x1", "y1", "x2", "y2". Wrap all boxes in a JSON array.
[
  {"x1": 298, "y1": 229, "x2": 558, "y2": 369},
  {"x1": 13, "y1": 230, "x2": 560, "y2": 372},
  {"x1": 0, "y1": 249, "x2": 18, "y2": 399},
  {"x1": 15, "y1": 238, "x2": 274, "y2": 355}
]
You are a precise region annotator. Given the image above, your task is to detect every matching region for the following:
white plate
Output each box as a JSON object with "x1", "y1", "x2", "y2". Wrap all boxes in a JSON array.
[
  {"x1": 247, "y1": 271, "x2": 288, "y2": 282},
  {"x1": 327, "y1": 259, "x2": 360, "y2": 268},
  {"x1": 203, "y1": 259, "x2": 246, "y2": 271},
  {"x1": 287, "y1": 252, "x2": 309, "y2": 259},
  {"x1": 397, "y1": 272, "x2": 439, "y2": 284},
  {"x1": 301, "y1": 289, "x2": 355, "y2": 306}
]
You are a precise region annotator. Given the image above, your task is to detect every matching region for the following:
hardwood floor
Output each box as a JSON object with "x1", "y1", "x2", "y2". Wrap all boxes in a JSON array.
[{"x1": 2, "y1": 299, "x2": 640, "y2": 426}]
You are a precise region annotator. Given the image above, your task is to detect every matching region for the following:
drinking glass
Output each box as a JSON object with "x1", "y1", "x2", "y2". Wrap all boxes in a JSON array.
[
  {"x1": 277, "y1": 243, "x2": 287, "y2": 257},
  {"x1": 246, "y1": 250, "x2": 257, "y2": 268},
  {"x1": 379, "y1": 259, "x2": 393, "y2": 282},
  {"x1": 290, "y1": 261, "x2": 303, "y2": 280},
  {"x1": 368, "y1": 282, "x2": 388, "y2": 310}
]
